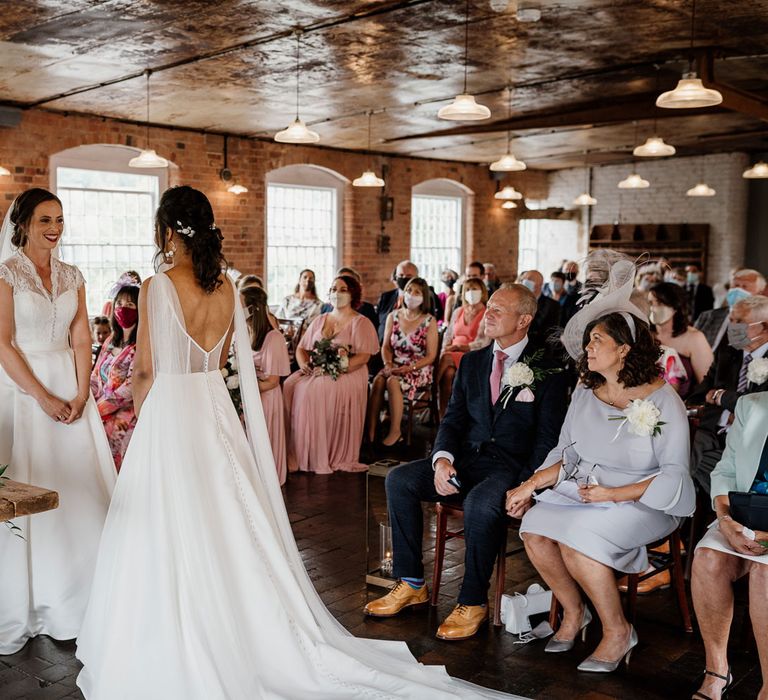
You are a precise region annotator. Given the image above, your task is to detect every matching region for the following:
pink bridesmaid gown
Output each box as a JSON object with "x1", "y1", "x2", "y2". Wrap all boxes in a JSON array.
[
  {"x1": 253, "y1": 329, "x2": 291, "y2": 485},
  {"x1": 284, "y1": 313, "x2": 379, "y2": 473}
]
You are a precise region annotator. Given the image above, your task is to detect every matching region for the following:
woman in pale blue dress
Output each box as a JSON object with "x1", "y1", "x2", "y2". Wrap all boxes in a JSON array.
[{"x1": 507, "y1": 309, "x2": 695, "y2": 673}]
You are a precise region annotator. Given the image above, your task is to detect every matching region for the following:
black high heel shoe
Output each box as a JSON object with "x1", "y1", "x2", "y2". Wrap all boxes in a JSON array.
[{"x1": 691, "y1": 667, "x2": 733, "y2": 699}]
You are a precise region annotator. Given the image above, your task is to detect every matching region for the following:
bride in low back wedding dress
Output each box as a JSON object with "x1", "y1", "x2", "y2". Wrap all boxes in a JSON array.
[{"x1": 76, "y1": 186, "x2": 516, "y2": 699}]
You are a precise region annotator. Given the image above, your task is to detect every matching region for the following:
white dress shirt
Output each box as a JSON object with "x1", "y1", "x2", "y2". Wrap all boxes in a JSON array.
[{"x1": 433, "y1": 336, "x2": 529, "y2": 468}]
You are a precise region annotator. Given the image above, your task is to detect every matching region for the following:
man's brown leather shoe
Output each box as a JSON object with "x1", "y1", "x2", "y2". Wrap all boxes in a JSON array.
[
  {"x1": 435, "y1": 603, "x2": 489, "y2": 640},
  {"x1": 364, "y1": 580, "x2": 429, "y2": 618}
]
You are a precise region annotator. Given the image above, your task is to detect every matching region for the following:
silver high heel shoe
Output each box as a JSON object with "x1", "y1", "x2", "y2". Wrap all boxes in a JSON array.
[
  {"x1": 545, "y1": 606, "x2": 593, "y2": 653},
  {"x1": 577, "y1": 625, "x2": 638, "y2": 672}
]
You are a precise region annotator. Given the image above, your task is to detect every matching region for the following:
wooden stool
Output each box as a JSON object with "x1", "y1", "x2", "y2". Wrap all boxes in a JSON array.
[
  {"x1": 548, "y1": 527, "x2": 693, "y2": 634},
  {"x1": 430, "y1": 501, "x2": 521, "y2": 627}
]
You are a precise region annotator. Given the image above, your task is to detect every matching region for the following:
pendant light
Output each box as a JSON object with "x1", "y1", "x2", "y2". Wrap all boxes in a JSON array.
[
  {"x1": 634, "y1": 136, "x2": 676, "y2": 157},
  {"x1": 656, "y1": 0, "x2": 722, "y2": 109},
  {"x1": 438, "y1": 0, "x2": 491, "y2": 121},
  {"x1": 573, "y1": 152, "x2": 597, "y2": 206},
  {"x1": 0, "y1": 166, "x2": 9, "y2": 176},
  {"x1": 275, "y1": 30, "x2": 320, "y2": 144},
  {"x1": 353, "y1": 111, "x2": 385, "y2": 187},
  {"x1": 618, "y1": 173, "x2": 650, "y2": 189},
  {"x1": 129, "y1": 70, "x2": 169, "y2": 169},
  {"x1": 490, "y1": 88, "x2": 526, "y2": 171},
  {"x1": 743, "y1": 161, "x2": 768, "y2": 179},
  {"x1": 501, "y1": 201, "x2": 517, "y2": 209},
  {"x1": 686, "y1": 182, "x2": 716, "y2": 196},
  {"x1": 227, "y1": 184, "x2": 248, "y2": 195},
  {"x1": 494, "y1": 185, "x2": 523, "y2": 200},
  {"x1": 219, "y1": 136, "x2": 248, "y2": 195}
]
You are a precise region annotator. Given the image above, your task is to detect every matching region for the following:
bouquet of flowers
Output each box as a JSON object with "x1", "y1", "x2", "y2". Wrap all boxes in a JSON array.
[
  {"x1": 310, "y1": 338, "x2": 351, "y2": 380},
  {"x1": 221, "y1": 354, "x2": 243, "y2": 415}
]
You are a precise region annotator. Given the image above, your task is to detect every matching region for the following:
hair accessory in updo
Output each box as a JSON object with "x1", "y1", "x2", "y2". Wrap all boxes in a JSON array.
[{"x1": 175, "y1": 220, "x2": 196, "y2": 238}]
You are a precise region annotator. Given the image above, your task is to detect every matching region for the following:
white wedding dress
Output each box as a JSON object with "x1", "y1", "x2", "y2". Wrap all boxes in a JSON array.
[
  {"x1": 76, "y1": 272, "x2": 516, "y2": 699},
  {"x1": 0, "y1": 250, "x2": 116, "y2": 654}
]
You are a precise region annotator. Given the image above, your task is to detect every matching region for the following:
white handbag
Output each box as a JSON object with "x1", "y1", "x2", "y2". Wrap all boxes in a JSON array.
[{"x1": 499, "y1": 583, "x2": 552, "y2": 635}]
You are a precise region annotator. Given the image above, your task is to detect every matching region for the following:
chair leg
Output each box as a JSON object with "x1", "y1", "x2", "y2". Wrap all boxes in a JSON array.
[
  {"x1": 405, "y1": 401, "x2": 414, "y2": 446},
  {"x1": 493, "y1": 538, "x2": 507, "y2": 627},
  {"x1": 625, "y1": 574, "x2": 638, "y2": 626},
  {"x1": 549, "y1": 595, "x2": 562, "y2": 632},
  {"x1": 431, "y1": 505, "x2": 448, "y2": 606},
  {"x1": 670, "y1": 530, "x2": 694, "y2": 633}
]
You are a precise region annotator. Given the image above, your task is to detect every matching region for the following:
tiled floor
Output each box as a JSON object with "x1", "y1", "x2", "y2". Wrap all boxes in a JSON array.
[{"x1": 1, "y1": 465, "x2": 762, "y2": 699}]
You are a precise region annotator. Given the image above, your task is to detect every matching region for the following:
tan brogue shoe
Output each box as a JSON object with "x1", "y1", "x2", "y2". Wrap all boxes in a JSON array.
[
  {"x1": 364, "y1": 580, "x2": 429, "y2": 618},
  {"x1": 436, "y1": 603, "x2": 489, "y2": 640}
]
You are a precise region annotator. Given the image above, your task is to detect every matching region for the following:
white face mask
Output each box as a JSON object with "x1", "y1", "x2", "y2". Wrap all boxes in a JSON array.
[
  {"x1": 403, "y1": 293, "x2": 423, "y2": 310},
  {"x1": 649, "y1": 305, "x2": 674, "y2": 326},
  {"x1": 464, "y1": 289, "x2": 482, "y2": 305},
  {"x1": 329, "y1": 291, "x2": 351, "y2": 309}
]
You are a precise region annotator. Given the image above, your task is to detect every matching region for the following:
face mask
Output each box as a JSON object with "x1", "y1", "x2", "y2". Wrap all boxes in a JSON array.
[
  {"x1": 728, "y1": 321, "x2": 764, "y2": 350},
  {"x1": 114, "y1": 306, "x2": 138, "y2": 329},
  {"x1": 403, "y1": 293, "x2": 423, "y2": 310},
  {"x1": 686, "y1": 272, "x2": 700, "y2": 286},
  {"x1": 551, "y1": 280, "x2": 564, "y2": 293},
  {"x1": 564, "y1": 271, "x2": 577, "y2": 282},
  {"x1": 727, "y1": 287, "x2": 751, "y2": 308},
  {"x1": 521, "y1": 279, "x2": 538, "y2": 294},
  {"x1": 649, "y1": 305, "x2": 674, "y2": 326},
  {"x1": 442, "y1": 278, "x2": 455, "y2": 289},
  {"x1": 396, "y1": 276, "x2": 410, "y2": 291},
  {"x1": 464, "y1": 289, "x2": 482, "y2": 305},
  {"x1": 329, "y1": 291, "x2": 351, "y2": 309}
]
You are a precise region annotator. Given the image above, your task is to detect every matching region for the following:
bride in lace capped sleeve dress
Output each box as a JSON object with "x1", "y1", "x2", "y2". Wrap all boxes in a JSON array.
[
  {"x1": 76, "y1": 186, "x2": 518, "y2": 699},
  {"x1": 0, "y1": 189, "x2": 116, "y2": 654}
]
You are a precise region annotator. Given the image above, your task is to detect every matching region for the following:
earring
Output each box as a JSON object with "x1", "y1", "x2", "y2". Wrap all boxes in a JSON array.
[{"x1": 165, "y1": 240, "x2": 177, "y2": 263}]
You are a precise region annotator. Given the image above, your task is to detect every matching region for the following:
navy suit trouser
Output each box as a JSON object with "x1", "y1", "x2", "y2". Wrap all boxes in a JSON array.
[{"x1": 385, "y1": 457, "x2": 520, "y2": 605}]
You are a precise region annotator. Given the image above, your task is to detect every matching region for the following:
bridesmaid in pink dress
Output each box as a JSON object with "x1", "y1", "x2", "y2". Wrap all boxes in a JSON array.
[
  {"x1": 283, "y1": 275, "x2": 379, "y2": 474},
  {"x1": 242, "y1": 286, "x2": 291, "y2": 484}
]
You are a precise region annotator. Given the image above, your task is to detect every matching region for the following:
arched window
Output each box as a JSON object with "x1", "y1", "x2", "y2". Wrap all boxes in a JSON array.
[
  {"x1": 266, "y1": 165, "x2": 345, "y2": 306},
  {"x1": 50, "y1": 144, "x2": 170, "y2": 314},
  {"x1": 410, "y1": 179, "x2": 472, "y2": 288}
]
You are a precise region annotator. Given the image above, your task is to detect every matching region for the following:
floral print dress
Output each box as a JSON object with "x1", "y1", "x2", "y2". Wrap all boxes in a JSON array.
[
  {"x1": 389, "y1": 310, "x2": 434, "y2": 400},
  {"x1": 90, "y1": 336, "x2": 137, "y2": 472}
]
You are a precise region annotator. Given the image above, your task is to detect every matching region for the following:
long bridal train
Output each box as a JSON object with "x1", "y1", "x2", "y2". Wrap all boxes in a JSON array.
[{"x1": 76, "y1": 272, "x2": 517, "y2": 699}]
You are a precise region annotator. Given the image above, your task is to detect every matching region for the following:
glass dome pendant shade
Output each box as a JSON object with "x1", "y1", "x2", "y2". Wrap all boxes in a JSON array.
[
  {"x1": 618, "y1": 173, "x2": 650, "y2": 189},
  {"x1": 743, "y1": 161, "x2": 768, "y2": 179},
  {"x1": 275, "y1": 31, "x2": 320, "y2": 144},
  {"x1": 633, "y1": 136, "x2": 676, "y2": 157},
  {"x1": 0, "y1": 166, "x2": 10, "y2": 176},
  {"x1": 501, "y1": 201, "x2": 517, "y2": 209},
  {"x1": 227, "y1": 183, "x2": 248, "y2": 195},
  {"x1": 573, "y1": 192, "x2": 597, "y2": 206},
  {"x1": 353, "y1": 112, "x2": 385, "y2": 187},
  {"x1": 686, "y1": 182, "x2": 716, "y2": 196},
  {"x1": 129, "y1": 70, "x2": 169, "y2": 169},
  {"x1": 656, "y1": 72, "x2": 722, "y2": 109},
  {"x1": 494, "y1": 185, "x2": 523, "y2": 200}
]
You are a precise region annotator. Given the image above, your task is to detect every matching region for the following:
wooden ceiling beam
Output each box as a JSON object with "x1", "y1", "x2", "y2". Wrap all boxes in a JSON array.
[{"x1": 698, "y1": 52, "x2": 768, "y2": 122}]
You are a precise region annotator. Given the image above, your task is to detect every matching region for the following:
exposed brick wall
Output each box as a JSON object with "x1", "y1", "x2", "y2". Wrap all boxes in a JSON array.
[
  {"x1": 0, "y1": 109, "x2": 547, "y2": 302},
  {"x1": 543, "y1": 153, "x2": 749, "y2": 285}
]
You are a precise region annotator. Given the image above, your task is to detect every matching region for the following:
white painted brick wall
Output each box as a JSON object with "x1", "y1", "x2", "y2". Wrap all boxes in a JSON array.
[{"x1": 540, "y1": 153, "x2": 749, "y2": 284}]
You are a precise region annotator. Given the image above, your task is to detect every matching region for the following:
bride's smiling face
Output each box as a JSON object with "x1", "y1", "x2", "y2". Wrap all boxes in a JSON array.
[
  {"x1": 25, "y1": 200, "x2": 64, "y2": 252},
  {"x1": 585, "y1": 324, "x2": 628, "y2": 375}
]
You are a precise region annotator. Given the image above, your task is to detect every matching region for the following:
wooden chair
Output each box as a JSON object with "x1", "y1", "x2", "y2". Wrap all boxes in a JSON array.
[
  {"x1": 277, "y1": 317, "x2": 305, "y2": 371},
  {"x1": 548, "y1": 526, "x2": 693, "y2": 634},
  {"x1": 401, "y1": 327, "x2": 445, "y2": 445},
  {"x1": 430, "y1": 501, "x2": 522, "y2": 627}
]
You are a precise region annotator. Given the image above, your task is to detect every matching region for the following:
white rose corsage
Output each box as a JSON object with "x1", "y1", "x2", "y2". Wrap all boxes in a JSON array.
[
  {"x1": 499, "y1": 349, "x2": 561, "y2": 408},
  {"x1": 747, "y1": 357, "x2": 768, "y2": 386},
  {"x1": 609, "y1": 398, "x2": 666, "y2": 438}
]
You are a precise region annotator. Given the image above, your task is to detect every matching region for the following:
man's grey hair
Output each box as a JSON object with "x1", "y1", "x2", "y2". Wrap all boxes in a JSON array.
[
  {"x1": 397, "y1": 260, "x2": 419, "y2": 275},
  {"x1": 498, "y1": 283, "x2": 538, "y2": 317},
  {"x1": 733, "y1": 268, "x2": 767, "y2": 292},
  {"x1": 734, "y1": 294, "x2": 768, "y2": 322}
]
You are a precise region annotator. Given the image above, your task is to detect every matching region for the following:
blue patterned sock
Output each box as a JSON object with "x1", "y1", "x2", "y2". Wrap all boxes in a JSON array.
[{"x1": 401, "y1": 577, "x2": 425, "y2": 589}]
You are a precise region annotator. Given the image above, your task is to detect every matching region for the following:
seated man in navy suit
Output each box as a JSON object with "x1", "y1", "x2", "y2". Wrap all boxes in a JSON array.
[{"x1": 365, "y1": 284, "x2": 568, "y2": 640}]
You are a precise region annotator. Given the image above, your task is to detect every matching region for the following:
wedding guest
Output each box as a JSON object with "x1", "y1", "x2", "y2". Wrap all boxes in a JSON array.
[
  {"x1": 0, "y1": 188, "x2": 115, "y2": 653},
  {"x1": 320, "y1": 267, "x2": 378, "y2": 330},
  {"x1": 691, "y1": 391, "x2": 768, "y2": 700},
  {"x1": 689, "y1": 295, "x2": 768, "y2": 495},
  {"x1": 484, "y1": 262, "x2": 501, "y2": 295},
  {"x1": 237, "y1": 273, "x2": 264, "y2": 291},
  {"x1": 365, "y1": 284, "x2": 568, "y2": 640},
  {"x1": 90, "y1": 283, "x2": 140, "y2": 471},
  {"x1": 242, "y1": 285, "x2": 290, "y2": 485},
  {"x1": 685, "y1": 264, "x2": 714, "y2": 322},
  {"x1": 648, "y1": 282, "x2": 713, "y2": 397},
  {"x1": 437, "y1": 277, "x2": 488, "y2": 417},
  {"x1": 101, "y1": 270, "x2": 141, "y2": 317},
  {"x1": 276, "y1": 268, "x2": 323, "y2": 324},
  {"x1": 283, "y1": 275, "x2": 378, "y2": 473},
  {"x1": 508, "y1": 306, "x2": 695, "y2": 673},
  {"x1": 367, "y1": 277, "x2": 438, "y2": 447},
  {"x1": 375, "y1": 260, "x2": 440, "y2": 342},
  {"x1": 519, "y1": 269, "x2": 561, "y2": 354},
  {"x1": 91, "y1": 316, "x2": 111, "y2": 346},
  {"x1": 439, "y1": 268, "x2": 459, "y2": 324},
  {"x1": 451, "y1": 260, "x2": 485, "y2": 312}
]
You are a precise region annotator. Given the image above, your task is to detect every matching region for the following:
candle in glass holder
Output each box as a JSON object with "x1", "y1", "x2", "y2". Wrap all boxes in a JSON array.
[{"x1": 379, "y1": 522, "x2": 393, "y2": 575}]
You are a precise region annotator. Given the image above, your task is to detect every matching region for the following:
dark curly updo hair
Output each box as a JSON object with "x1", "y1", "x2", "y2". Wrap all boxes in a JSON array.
[
  {"x1": 649, "y1": 282, "x2": 689, "y2": 337},
  {"x1": 9, "y1": 188, "x2": 62, "y2": 248},
  {"x1": 154, "y1": 186, "x2": 227, "y2": 294},
  {"x1": 576, "y1": 312, "x2": 662, "y2": 389}
]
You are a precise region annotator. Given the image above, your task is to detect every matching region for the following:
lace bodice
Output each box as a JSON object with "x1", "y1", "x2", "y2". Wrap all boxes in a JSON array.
[
  {"x1": 148, "y1": 272, "x2": 233, "y2": 375},
  {"x1": 0, "y1": 250, "x2": 84, "y2": 351}
]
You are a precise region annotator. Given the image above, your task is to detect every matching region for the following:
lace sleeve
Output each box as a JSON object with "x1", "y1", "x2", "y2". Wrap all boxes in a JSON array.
[
  {"x1": 0, "y1": 263, "x2": 13, "y2": 288},
  {"x1": 74, "y1": 266, "x2": 85, "y2": 290}
]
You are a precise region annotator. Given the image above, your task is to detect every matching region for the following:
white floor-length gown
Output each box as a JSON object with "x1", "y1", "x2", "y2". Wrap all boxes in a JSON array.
[
  {"x1": 76, "y1": 272, "x2": 517, "y2": 699},
  {"x1": 0, "y1": 250, "x2": 116, "y2": 654}
]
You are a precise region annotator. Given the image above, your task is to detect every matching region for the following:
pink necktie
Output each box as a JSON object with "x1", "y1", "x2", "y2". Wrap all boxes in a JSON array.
[{"x1": 490, "y1": 350, "x2": 507, "y2": 404}]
